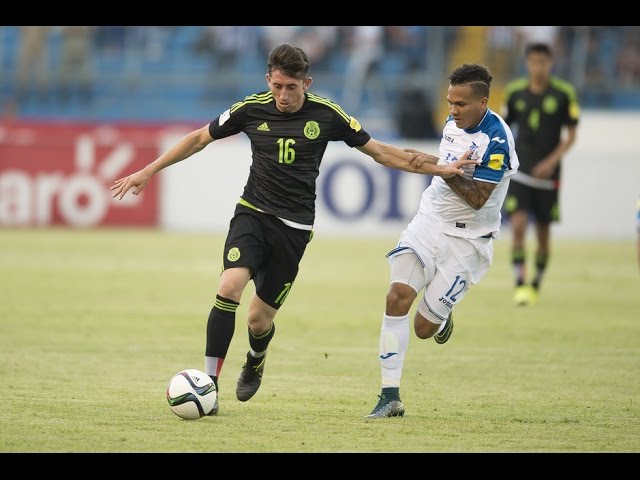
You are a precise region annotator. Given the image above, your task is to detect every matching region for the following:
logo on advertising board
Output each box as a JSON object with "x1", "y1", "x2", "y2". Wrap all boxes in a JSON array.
[{"x1": 0, "y1": 123, "x2": 163, "y2": 227}]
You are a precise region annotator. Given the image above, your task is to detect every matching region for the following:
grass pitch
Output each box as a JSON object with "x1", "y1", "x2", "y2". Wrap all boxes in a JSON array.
[{"x1": 0, "y1": 228, "x2": 638, "y2": 452}]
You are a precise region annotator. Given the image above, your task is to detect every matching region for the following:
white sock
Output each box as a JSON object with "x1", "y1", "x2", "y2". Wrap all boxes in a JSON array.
[
  {"x1": 378, "y1": 314, "x2": 410, "y2": 388},
  {"x1": 436, "y1": 318, "x2": 448, "y2": 335},
  {"x1": 205, "y1": 356, "x2": 222, "y2": 379}
]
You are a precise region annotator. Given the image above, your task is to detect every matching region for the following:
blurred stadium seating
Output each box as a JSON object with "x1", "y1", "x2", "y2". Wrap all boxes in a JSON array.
[{"x1": 2, "y1": 26, "x2": 640, "y2": 134}]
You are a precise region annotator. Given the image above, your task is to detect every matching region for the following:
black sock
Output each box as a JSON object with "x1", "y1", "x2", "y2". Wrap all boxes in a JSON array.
[
  {"x1": 205, "y1": 295, "x2": 239, "y2": 359},
  {"x1": 382, "y1": 387, "x2": 400, "y2": 399},
  {"x1": 248, "y1": 322, "x2": 276, "y2": 355},
  {"x1": 512, "y1": 248, "x2": 526, "y2": 286},
  {"x1": 531, "y1": 253, "x2": 549, "y2": 290}
]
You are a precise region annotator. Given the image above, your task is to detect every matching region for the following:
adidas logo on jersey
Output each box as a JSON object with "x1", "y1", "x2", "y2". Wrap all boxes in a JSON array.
[{"x1": 257, "y1": 122, "x2": 270, "y2": 131}]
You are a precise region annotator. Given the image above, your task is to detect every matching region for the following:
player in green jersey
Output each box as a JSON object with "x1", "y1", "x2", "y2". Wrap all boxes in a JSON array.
[{"x1": 503, "y1": 43, "x2": 579, "y2": 306}]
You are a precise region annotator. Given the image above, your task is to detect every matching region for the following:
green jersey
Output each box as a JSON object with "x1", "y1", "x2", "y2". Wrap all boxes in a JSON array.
[
  {"x1": 209, "y1": 91, "x2": 371, "y2": 226},
  {"x1": 503, "y1": 77, "x2": 580, "y2": 180}
]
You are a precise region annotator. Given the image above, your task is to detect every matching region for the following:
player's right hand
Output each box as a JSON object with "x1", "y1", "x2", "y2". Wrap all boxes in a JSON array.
[
  {"x1": 110, "y1": 169, "x2": 152, "y2": 200},
  {"x1": 405, "y1": 149, "x2": 438, "y2": 170}
]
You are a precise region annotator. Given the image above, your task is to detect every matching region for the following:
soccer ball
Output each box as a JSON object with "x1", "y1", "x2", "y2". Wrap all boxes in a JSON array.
[{"x1": 166, "y1": 369, "x2": 217, "y2": 420}]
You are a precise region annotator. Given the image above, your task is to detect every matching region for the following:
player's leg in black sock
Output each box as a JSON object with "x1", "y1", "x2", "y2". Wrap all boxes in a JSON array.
[
  {"x1": 236, "y1": 323, "x2": 275, "y2": 401},
  {"x1": 205, "y1": 294, "x2": 239, "y2": 388},
  {"x1": 512, "y1": 247, "x2": 526, "y2": 287},
  {"x1": 531, "y1": 253, "x2": 548, "y2": 291},
  {"x1": 248, "y1": 322, "x2": 276, "y2": 357}
]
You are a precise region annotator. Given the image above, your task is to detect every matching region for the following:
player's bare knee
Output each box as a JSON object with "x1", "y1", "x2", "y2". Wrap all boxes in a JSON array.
[
  {"x1": 385, "y1": 284, "x2": 415, "y2": 316},
  {"x1": 218, "y1": 267, "x2": 252, "y2": 301},
  {"x1": 247, "y1": 315, "x2": 273, "y2": 335},
  {"x1": 247, "y1": 296, "x2": 277, "y2": 333}
]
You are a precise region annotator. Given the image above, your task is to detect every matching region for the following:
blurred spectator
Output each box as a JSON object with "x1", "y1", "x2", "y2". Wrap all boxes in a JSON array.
[
  {"x1": 57, "y1": 26, "x2": 95, "y2": 104},
  {"x1": 15, "y1": 26, "x2": 51, "y2": 103},
  {"x1": 394, "y1": 56, "x2": 437, "y2": 139},
  {"x1": 140, "y1": 26, "x2": 174, "y2": 61},
  {"x1": 616, "y1": 28, "x2": 640, "y2": 88},
  {"x1": 551, "y1": 27, "x2": 580, "y2": 80},
  {"x1": 259, "y1": 26, "x2": 301, "y2": 51},
  {"x1": 95, "y1": 26, "x2": 127, "y2": 57},
  {"x1": 386, "y1": 26, "x2": 429, "y2": 70},
  {"x1": 583, "y1": 27, "x2": 615, "y2": 106},
  {"x1": 194, "y1": 26, "x2": 260, "y2": 69},
  {"x1": 293, "y1": 26, "x2": 339, "y2": 73},
  {"x1": 342, "y1": 26, "x2": 385, "y2": 114},
  {"x1": 486, "y1": 26, "x2": 519, "y2": 81},
  {"x1": 516, "y1": 26, "x2": 559, "y2": 51}
]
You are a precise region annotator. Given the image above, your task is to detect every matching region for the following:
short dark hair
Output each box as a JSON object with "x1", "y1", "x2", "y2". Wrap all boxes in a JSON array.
[
  {"x1": 448, "y1": 63, "x2": 493, "y2": 99},
  {"x1": 525, "y1": 42, "x2": 553, "y2": 58},
  {"x1": 267, "y1": 43, "x2": 310, "y2": 79}
]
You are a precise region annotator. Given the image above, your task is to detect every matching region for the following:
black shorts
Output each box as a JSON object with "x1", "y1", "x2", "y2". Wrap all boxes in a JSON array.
[
  {"x1": 222, "y1": 204, "x2": 313, "y2": 309},
  {"x1": 504, "y1": 180, "x2": 559, "y2": 224}
]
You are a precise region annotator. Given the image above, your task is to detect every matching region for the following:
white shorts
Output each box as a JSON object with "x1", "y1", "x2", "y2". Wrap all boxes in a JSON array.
[{"x1": 388, "y1": 213, "x2": 493, "y2": 324}]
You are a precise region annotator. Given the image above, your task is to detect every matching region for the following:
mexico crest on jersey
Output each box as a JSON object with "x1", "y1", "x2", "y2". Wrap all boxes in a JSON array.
[{"x1": 304, "y1": 121, "x2": 320, "y2": 139}]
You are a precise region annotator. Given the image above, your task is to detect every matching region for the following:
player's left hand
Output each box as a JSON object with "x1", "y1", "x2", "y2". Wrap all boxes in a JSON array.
[{"x1": 445, "y1": 156, "x2": 480, "y2": 178}]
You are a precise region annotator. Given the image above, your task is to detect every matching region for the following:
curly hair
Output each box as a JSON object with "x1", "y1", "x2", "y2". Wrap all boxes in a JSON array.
[{"x1": 449, "y1": 63, "x2": 493, "y2": 99}]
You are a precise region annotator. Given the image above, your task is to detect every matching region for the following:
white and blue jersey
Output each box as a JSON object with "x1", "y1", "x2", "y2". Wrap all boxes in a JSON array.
[{"x1": 420, "y1": 108, "x2": 519, "y2": 239}]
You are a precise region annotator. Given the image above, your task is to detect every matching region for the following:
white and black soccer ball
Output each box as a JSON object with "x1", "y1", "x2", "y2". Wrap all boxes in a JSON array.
[{"x1": 166, "y1": 369, "x2": 217, "y2": 420}]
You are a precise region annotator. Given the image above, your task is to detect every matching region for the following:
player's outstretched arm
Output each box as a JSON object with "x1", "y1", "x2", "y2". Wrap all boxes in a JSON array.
[
  {"x1": 356, "y1": 139, "x2": 476, "y2": 176},
  {"x1": 355, "y1": 138, "x2": 418, "y2": 172},
  {"x1": 406, "y1": 148, "x2": 479, "y2": 178},
  {"x1": 110, "y1": 125, "x2": 214, "y2": 200}
]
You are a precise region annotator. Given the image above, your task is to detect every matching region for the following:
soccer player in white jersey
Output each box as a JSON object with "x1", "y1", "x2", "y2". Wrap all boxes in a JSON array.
[{"x1": 366, "y1": 63, "x2": 520, "y2": 419}]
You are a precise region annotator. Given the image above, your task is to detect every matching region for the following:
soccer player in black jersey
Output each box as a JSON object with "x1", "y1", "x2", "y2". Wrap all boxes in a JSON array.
[
  {"x1": 111, "y1": 43, "x2": 474, "y2": 415},
  {"x1": 502, "y1": 43, "x2": 579, "y2": 306}
]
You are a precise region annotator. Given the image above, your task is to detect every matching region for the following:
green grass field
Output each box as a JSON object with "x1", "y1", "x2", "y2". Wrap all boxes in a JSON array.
[{"x1": 0, "y1": 228, "x2": 638, "y2": 452}]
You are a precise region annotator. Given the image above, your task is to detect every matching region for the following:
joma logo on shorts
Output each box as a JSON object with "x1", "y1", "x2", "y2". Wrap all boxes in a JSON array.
[{"x1": 438, "y1": 296, "x2": 453, "y2": 308}]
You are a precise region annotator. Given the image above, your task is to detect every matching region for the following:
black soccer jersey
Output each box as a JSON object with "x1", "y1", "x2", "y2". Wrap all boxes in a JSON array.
[
  {"x1": 503, "y1": 77, "x2": 580, "y2": 180},
  {"x1": 209, "y1": 91, "x2": 371, "y2": 226}
]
